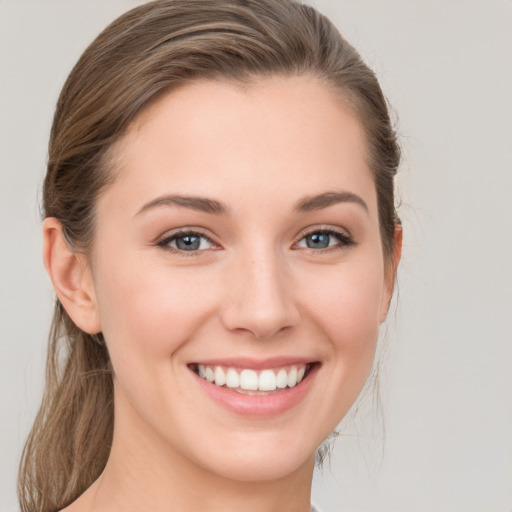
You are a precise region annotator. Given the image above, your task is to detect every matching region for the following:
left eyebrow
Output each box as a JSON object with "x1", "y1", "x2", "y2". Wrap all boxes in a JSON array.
[
  {"x1": 135, "y1": 194, "x2": 230, "y2": 216},
  {"x1": 293, "y1": 191, "x2": 369, "y2": 214}
]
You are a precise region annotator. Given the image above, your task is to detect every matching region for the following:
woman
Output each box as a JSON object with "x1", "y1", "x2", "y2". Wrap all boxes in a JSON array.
[{"x1": 18, "y1": 1, "x2": 401, "y2": 511}]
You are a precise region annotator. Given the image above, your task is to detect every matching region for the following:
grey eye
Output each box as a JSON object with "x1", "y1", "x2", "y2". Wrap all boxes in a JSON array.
[
  {"x1": 159, "y1": 231, "x2": 215, "y2": 252},
  {"x1": 304, "y1": 232, "x2": 331, "y2": 249},
  {"x1": 296, "y1": 230, "x2": 353, "y2": 250},
  {"x1": 175, "y1": 234, "x2": 202, "y2": 251}
]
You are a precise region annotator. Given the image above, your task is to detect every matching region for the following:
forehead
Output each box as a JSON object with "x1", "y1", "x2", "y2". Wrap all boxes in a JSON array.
[{"x1": 103, "y1": 75, "x2": 377, "y2": 218}]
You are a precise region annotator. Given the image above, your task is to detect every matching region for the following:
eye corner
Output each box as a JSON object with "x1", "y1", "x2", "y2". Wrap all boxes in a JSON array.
[
  {"x1": 156, "y1": 228, "x2": 221, "y2": 255},
  {"x1": 293, "y1": 227, "x2": 355, "y2": 252}
]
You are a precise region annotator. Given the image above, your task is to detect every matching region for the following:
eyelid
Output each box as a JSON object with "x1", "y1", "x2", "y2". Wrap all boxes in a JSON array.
[
  {"x1": 154, "y1": 225, "x2": 354, "y2": 255},
  {"x1": 156, "y1": 227, "x2": 221, "y2": 254},
  {"x1": 293, "y1": 225, "x2": 355, "y2": 251},
  {"x1": 295, "y1": 224, "x2": 352, "y2": 239}
]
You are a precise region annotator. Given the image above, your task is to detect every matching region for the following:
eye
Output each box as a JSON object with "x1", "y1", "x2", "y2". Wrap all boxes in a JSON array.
[
  {"x1": 295, "y1": 229, "x2": 354, "y2": 250},
  {"x1": 157, "y1": 230, "x2": 217, "y2": 253}
]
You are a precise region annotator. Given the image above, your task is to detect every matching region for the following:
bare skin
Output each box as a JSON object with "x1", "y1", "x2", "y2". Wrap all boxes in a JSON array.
[{"x1": 44, "y1": 75, "x2": 401, "y2": 512}]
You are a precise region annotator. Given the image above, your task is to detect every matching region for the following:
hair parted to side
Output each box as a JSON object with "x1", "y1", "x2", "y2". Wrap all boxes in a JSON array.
[{"x1": 19, "y1": 1, "x2": 401, "y2": 510}]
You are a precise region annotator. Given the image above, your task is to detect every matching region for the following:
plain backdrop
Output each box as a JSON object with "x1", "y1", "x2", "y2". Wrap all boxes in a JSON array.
[{"x1": 1, "y1": 1, "x2": 511, "y2": 511}]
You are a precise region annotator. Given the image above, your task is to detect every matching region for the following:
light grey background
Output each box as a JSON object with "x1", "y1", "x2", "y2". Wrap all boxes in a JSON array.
[{"x1": 1, "y1": 1, "x2": 511, "y2": 511}]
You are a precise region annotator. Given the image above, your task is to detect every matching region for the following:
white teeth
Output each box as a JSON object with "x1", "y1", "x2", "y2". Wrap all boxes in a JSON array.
[
  {"x1": 287, "y1": 366, "x2": 298, "y2": 387},
  {"x1": 195, "y1": 363, "x2": 311, "y2": 392},
  {"x1": 225, "y1": 368, "x2": 240, "y2": 388},
  {"x1": 258, "y1": 369, "x2": 276, "y2": 391},
  {"x1": 240, "y1": 369, "x2": 259, "y2": 390},
  {"x1": 205, "y1": 366, "x2": 215, "y2": 383},
  {"x1": 276, "y1": 368, "x2": 288, "y2": 389},
  {"x1": 214, "y1": 366, "x2": 226, "y2": 386}
]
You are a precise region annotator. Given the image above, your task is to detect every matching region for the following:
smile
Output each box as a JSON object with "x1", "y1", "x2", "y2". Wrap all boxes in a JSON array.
[
  {"x1": 190, "y1": 363, "x2": 312, "y2": 394},
  {"x1": 187, "y1": 358, "x2": 321, "y2": 418},
  {"x1": 188, "y1": 359, "x2": 319, "y2": 417}
]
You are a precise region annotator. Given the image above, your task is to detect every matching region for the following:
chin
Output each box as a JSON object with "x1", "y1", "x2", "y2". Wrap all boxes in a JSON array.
[
  {"x1": 176, "y1": 422, "x2": 324, "y2": 483},
  {"x1": 198, "y1": 444, "x2": 316, "y2": 483}
]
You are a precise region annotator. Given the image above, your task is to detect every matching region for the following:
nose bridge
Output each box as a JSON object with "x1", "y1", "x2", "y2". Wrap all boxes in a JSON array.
[{"x1": 221, "y1": 241, "x2": 299, "y2": 339}]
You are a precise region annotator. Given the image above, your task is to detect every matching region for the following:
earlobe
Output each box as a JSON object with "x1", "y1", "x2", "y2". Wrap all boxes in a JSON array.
[
  {"x1": 42, "y1": 218, "x2": 101, "y2": 334},
  {"x1": 379, "y1": 224, "x2": 403, "y2": 323}
]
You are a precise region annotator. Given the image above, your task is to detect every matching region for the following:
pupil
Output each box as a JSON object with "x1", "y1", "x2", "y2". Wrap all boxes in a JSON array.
[
  {"x1": 177, "y1": 235, "x2": 200, "y2": 251},
  {"x1": 307, "y1": 233, "x2": 329, "y2": 249}
]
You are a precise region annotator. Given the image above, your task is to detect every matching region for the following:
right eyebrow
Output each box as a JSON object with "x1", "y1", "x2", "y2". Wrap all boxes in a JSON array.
[
  {"x1": 293, "y1": 190, "x2": 369, "y2": 214},
  {"x1": 135, "y1": 194, "x2": 230, "y2": 217}
]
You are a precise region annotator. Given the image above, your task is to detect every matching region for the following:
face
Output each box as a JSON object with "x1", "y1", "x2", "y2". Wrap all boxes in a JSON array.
[{"x1": 87, "y1": 76, "x2": 396, "y2": 482}]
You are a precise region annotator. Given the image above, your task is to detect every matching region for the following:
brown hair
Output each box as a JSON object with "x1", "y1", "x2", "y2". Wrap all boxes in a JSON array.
[{"x1": 18, "y1": 1, "x2": 400, "y2": 510}]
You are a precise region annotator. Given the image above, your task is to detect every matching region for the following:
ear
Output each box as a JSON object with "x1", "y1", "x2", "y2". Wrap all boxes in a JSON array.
[
  {"x1": 379, "y1": 224, "x2": 403, "y2": 322},
  {"x1": 42, "y1": 217, "x2": 102, "y2": 334}
]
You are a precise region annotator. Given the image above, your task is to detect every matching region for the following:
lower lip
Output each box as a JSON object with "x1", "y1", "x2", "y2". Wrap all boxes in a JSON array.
[{"x1": 192, "y1": 365, "x2": 319, "y2": 418}]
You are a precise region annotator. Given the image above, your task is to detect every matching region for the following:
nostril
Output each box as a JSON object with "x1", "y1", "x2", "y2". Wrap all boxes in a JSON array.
[
  {"x1": 219, "y1": 256, "x2": 300, "y2": 338},
  {"x1": 220, "y1": 298, "x2": 300, "y2": 340},
  {"x1": 230, "y1": 321, "x2": 297, "y2": 340}
]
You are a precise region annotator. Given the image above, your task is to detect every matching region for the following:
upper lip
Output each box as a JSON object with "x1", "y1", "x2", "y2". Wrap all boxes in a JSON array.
[{"x1": 188, "y1": 357, "x2": 318, "y2": 370}]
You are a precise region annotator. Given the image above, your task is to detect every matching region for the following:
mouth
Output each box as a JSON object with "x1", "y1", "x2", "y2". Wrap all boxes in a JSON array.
[{"x1": 188, "y1": 361, "x2": 319, "y2": 398}]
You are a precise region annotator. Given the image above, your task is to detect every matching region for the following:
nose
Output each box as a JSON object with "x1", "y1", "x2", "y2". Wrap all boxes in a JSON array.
[{"x1": 220, "y1": 247, "x2": 300, "y2": 339}]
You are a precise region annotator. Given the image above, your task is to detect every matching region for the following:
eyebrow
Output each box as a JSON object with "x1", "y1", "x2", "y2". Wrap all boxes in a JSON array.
[
  {"x1": 136, "y1": 194, "x2": 229, "y2": 216},
  {"x1": 293, "y1": 191, "x2": 369, "y2": 214},
  {"x1": 135, "y1": 190, "x2": 368, "y2": 217}
]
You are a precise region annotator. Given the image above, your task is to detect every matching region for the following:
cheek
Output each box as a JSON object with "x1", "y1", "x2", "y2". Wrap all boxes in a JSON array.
[
  {"x1": 306, "y1": 259, "x2": 385, "y2": 409},
  {"x1": 92, "y1": 254, "x2": 215, "y2": 372},
  {"x1": 300, "y1": 259, "x2": 385, "y2": 350}
]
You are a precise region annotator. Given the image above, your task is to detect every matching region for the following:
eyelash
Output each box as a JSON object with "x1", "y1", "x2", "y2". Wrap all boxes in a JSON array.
[
  {"x1": 156, "y1": 229, "x2": 218, "y2": 255},
  {"x1": 293, "y1": 228, "x2": 355, "y2": 253},
  {"x1": 156, "y1": 227, "x2": 355, "y2": 255}
]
